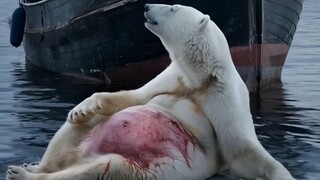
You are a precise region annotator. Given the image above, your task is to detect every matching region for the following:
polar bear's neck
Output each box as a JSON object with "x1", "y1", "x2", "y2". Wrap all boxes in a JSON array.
[
  {"x1": 163, "y1": 23, "x2": 241, "y2": 88},
  {"x1": 206, "y1": 23, "x2": 241, "y2": 82}
]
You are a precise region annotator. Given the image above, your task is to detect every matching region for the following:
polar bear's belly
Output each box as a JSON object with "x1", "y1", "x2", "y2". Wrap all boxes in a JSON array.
[{"x1": 81, "y1": 105, "x2": 199, "y2": 168}]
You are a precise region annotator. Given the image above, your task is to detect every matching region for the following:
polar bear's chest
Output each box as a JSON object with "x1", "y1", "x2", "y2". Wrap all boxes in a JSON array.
[{"x1": 81, "y1": 105, "x2": 199, "y2": 168}]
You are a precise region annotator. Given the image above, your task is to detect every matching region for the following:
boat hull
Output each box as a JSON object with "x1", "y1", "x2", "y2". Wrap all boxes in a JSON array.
[{"x1": 21, "y1": 0, "x2": 303, "y2": 92}]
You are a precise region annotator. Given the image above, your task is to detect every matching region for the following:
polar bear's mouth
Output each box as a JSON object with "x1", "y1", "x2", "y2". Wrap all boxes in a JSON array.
[{"x1": 144, "y1": 12, "x2": 158, "y2": 25}]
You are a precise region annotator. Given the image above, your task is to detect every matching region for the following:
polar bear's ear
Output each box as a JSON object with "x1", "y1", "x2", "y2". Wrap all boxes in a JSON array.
[{"x1": 199, "y1": 15, "x2": 210, "y2": 29}]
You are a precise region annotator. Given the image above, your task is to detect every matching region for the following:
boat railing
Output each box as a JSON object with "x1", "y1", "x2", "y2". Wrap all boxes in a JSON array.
[
  {"x1": 23, "y1": 0, "x2": 140, "y2": 33},
  {"x1": 72, "y1": 0, "x2": 139, "y2": 21},
  {"x1": 21, "y1": 0, "x2": 50, "y2": 6}
]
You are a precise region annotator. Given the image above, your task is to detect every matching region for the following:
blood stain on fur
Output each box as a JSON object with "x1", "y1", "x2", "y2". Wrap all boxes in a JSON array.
[
  {"x1": 105, "y1": 161, "x2": 111, "y2": 172},
  {"x1": 82, "y1": 106, "x2": 200, "y2": 169}
]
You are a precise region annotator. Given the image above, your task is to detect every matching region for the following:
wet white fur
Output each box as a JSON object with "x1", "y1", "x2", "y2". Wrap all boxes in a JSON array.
[{"x1": 7, "y1": 4, "x2": 294, "y2": 180}]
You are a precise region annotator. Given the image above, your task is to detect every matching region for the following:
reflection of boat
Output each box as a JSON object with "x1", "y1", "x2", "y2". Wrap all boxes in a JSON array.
[{"x1": 18, "y1": 0, "x2": 303, "y2": 92}]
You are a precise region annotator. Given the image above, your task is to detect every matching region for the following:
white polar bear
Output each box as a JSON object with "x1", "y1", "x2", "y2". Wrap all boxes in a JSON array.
[{"x1": 6, "y1": 4, "x2": 294, "y2": 180}]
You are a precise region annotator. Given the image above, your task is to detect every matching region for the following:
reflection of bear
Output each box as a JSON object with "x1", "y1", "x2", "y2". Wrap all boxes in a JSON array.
[{"x1": 6, "y1": 4, "x2": 294, "y2": 180}]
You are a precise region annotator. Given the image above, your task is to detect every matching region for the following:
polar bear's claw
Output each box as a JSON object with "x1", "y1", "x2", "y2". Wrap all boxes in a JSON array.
[
  {"x1": 67, "y1": 96, "x2": 102, "y2": 125},
  {"x1": 68, "y1": 109, "x2": 94, "y2": 125},
  {"x1": 6, "y1": 166, "x2": 30, "y2": 180}
]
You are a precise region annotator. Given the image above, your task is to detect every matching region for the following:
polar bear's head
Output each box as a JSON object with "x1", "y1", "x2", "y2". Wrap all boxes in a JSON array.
[
  {"x1": 144, "y1": 4, "x2": 210, "y2": 43},
  {"x1": 144, "y1": 4, "x2": 236, "y2": 84}
]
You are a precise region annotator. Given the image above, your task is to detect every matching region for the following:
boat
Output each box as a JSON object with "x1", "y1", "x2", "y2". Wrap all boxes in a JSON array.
[{"x1": 16, "y1": 0, "x2": 304, "y2": 93}]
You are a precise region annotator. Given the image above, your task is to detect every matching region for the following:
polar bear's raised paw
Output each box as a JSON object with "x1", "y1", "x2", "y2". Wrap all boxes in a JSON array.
[{"x1": 67, "y1": 93, "x2": 103, "y2": 125}]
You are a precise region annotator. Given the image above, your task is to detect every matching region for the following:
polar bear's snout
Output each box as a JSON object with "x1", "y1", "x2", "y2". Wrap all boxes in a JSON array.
[
  {"x1": 144, "y1": 4, "x2": 179, "y2": 36},
  {"x1": 144, "y1": 12, "x2": 157, "y2": 25},
  {"x1": 145, "y1": 4, "x2": 150, "y2": 12},
  {"x1": 144, "y1": 4, "x2": 158, "y2": 25}
]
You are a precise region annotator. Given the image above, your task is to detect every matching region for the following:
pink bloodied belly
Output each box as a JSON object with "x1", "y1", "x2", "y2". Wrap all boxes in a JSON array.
[{"x1": 81, "y1": 105, "x2": 199, "y2": 168}]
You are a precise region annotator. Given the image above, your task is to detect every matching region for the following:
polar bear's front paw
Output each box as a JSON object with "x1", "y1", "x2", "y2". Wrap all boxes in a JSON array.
[
  {"x1": 6, "y1": 166, "x2": 33, "y2": 180},
  {"x1": 22, "y1": 162, "x2": 40, "y2": 173},
  {"x1": 67, "y1": 94, "x2": 103, "y2": 125}
]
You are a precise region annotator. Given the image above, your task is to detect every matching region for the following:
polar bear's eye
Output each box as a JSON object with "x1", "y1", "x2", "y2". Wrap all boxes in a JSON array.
[{"x1": 171, "y1": 6, "x2": 178, "y2": 12}]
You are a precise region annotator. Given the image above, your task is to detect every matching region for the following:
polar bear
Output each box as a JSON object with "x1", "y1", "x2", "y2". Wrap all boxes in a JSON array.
[{"x1": 6, "y1": 4, "x2": 294, "y2": 180}]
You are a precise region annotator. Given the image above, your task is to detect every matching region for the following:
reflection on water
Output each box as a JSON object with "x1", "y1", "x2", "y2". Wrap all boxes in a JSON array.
[
  {"x1": 250, "y1": 84, "x2": 320, "y2": 180},
  {"x1": 0, "y1": 61, "x2": 106, "y2": 169},
  {"x1": 0, "y1": 0, "x2": 319, "y2": 179},
  {"x1": 1, "y1": 60, "x2": 319, "y2": 180}
]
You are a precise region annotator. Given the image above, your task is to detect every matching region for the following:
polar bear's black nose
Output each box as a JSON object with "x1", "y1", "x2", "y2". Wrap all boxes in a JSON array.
[{"x1": 145, "y1": 4, "x2": 150, "y2": 12}]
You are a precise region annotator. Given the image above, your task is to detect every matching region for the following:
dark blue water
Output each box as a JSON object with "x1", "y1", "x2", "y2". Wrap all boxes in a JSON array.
[{"x1": 0, "y1": 0, "x2": 319, "y2": 179}]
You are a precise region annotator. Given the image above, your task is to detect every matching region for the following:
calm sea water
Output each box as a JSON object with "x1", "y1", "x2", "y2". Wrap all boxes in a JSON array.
[{"x1": 0, "y1": 0, "x2": 319, "y2": 179}]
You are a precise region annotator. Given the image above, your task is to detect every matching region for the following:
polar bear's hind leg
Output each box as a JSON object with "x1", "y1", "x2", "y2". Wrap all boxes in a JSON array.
[{"x1": 7, "y1": 154, "x2": 165, "y2": 180}]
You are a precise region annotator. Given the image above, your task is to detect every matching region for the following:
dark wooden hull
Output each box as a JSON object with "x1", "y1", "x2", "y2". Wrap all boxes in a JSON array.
[{"x1": 21, "y1": 0, "x2": 303, "y2": 92}]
